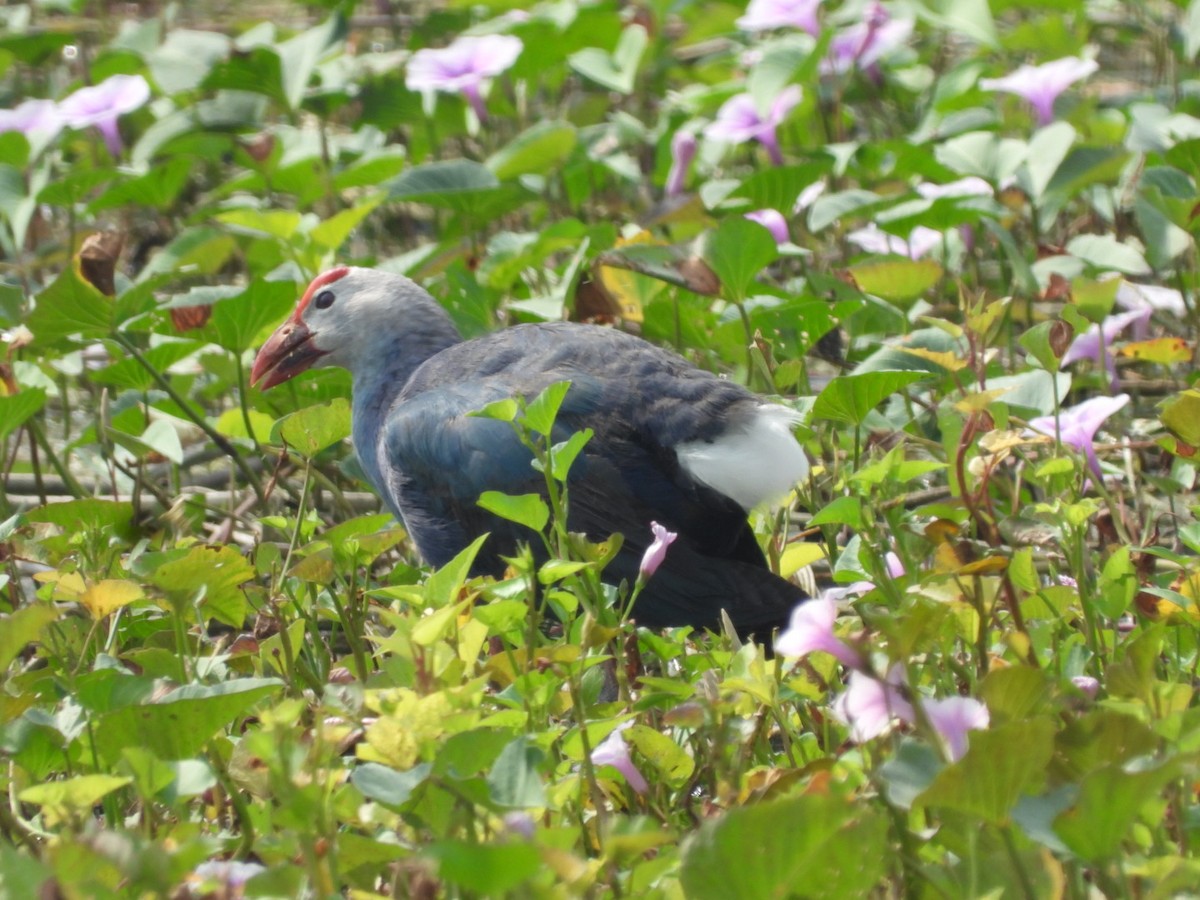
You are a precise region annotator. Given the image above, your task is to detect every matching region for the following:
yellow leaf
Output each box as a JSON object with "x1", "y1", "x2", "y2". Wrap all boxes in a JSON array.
[
  {"x1": 958, "y1": 556, "x2": 1009, "y2": 576},
  {"x1": 899, "y1": 347, "x2": 969, "y2": 372},
  {"x1": 596, "y1": 231, "x2": 666, "y2": 323},
  {"x1": 956, "y1": 389, "x2": 1012, "y2": 414},
  {"x1": 80, "y1": 579, "x2": 144, "y2": 619},
  {"x1": 34, "y1": 570, "x2": 86, "y2": 601},
  {"x1": 978, "y1": 429, "x2": 1043, "y2": 453},
  {"x1": 780, "y1": 542, "x2": 826, "y2": 578},
  {"x1": 1119, "y1": 337, "x2": 1192, "y2": 364}
]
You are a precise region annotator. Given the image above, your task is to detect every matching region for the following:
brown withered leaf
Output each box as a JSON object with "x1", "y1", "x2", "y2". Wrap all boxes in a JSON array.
[
  {"x1": 78, "y1": 231, "x2": 124, "y2": 297},
  {"x1": 1048, "y1": 320, "x2": 1074, "y2": 357},
  {"x1": 573, "y1": 275, "x2": 620, "y2": 324},
  {"x1": 1042, "y1": 273, "x2": 1071, "y2": 302},
  {"x1": 170, "y1": 305, "x2": 212, "y2": 332}
]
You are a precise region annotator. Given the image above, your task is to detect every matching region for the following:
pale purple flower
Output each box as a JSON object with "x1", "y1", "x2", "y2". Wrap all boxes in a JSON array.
[
  {"x1": 921, "y1": 696, "x2": 989, "y2": 762},
  {"x1": 639, "y1": 521, "x2": 677, "y2": 579},
  {"x1": 192, "y1": 860, "x2": 266, "y2": 887},
  {"x1": 502, "y1": 811, "x2": 536, "y2": 839},
  {"x1": 744, "y1": 208, "x2": 790, "y2": 245},
  {"x1": 794, "y1": 180, "x2": 826, "y2": 212},
  {"x1": 1061, "y1": 307, "x2": 1151, "y2": 389},
  {"x1": 406, "y1": 34, "x2": 523, "y2": 120},
  {"x1": 884, "y1": 551, "x2": 905, "y2": 579},
  {"x1": 591, "y1": 722, "x2": 648, "y2": 793},
  {"x1": 980, "y1": 56, "x2": 1098, "y2": 126},
  {"x1": 737, "y1": 0, "x2": 823, "y2": 36},
  {"x1": 822, "y1": 2, "x2": 913, "y2": 76},
  {"x1": 847, "y1": 223, "x2": 942, "y2": 259},
  {"x1": 775, "y1": 597, "x2": 863, "y2": 668},
  {"x1": 915, "y1": 177, "x2": 993, "y2": 200},
  {"x1": 58, "y1": 74, "x2": 150, "y2": 157},
  {"x1": 704, "y1": 86, "x2": 802, "y2": 165},
  {"x1": 1028, "y1": 393, "x2": 1130, "y2": 476},
  {"x1": 1115, "y1": 281, "x2": 1187, "y2": 321},
  {"x1": 0, "y1": 99, "x2": 63, "y2": 142},
  {"x1": 665, "y1": 130, "x2": 696, "y2": 197},
  {"x1": 832, "y1": 667, "x2": 912, "y2": 743},
  {"x1": 1070, "y1": 675, "x2": 1099, "y2": 699}
]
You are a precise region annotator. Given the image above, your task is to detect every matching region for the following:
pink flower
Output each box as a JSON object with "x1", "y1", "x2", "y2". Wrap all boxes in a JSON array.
[
  {"x1": 591, "y1": 722, "x2": 648, "y2": 793},
  {"x1": 406, "y1": 34, "x2": 523, "y2": 120},
  {"x1": 0, "y1": 99, "x2": 63, "y2": 142},
  {"x1": 744, "y1": 208, "x2": 790, "y2": 245},
  {"x1": 847, "y1": 223, "x2": 942, "y2": 259},
  {"x1": 822, "y1": 2, "x2": 912, "y2": 76},
  {"x1": 832, "y1": 667, "x2": 912, "y2": 742},
  {"x1": 665, "y1": 130, "x2": 697, "y2": 197},
  {"x1": 884, "y1": 551, "x2": 905, "y2": 579},
  {"x1": 639, "y1": 521, "x2": 677, "y2": 579},
  {"x1": 775, "y1": 597, "x2": 863, "y2": 668},
  {"x1": 704, "y1": 86, "x2": 802, "y2": 165},
  {"x1": 736, "y1": 0, "x2": 823, "y2": 36},
  {"x1": 1060, "y1": 308, "x2": 1151, "y2": 389},
  {"x1": 980, "y1": 56, "x2": 1098, "y2": 126},
  {"x1": 922, "y1": 696, "x2": 989, "y2": 762},
  {"x1": 58, "y1": 74, "x2": 150, "y2": 156},
  {"x1": 1070, "y1": 675, "x2": 1099, "y2": 699},
  {"x1": 1028, "y1": 394, "x2": 1130, "y2": 476}
]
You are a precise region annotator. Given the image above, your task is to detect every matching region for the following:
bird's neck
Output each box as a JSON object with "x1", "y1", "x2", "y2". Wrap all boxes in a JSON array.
[{"x1": 349, "y1": 311, "x2": 463, "y2": 496}]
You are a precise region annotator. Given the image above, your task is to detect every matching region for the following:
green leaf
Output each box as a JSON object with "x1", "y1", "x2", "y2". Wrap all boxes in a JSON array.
[
  {"x1": 680, "y1": 793, "x2": 888, "y2": 900},
  {"x1": 427, "y1": 841, "x2": 541, "y2": 895},
  {"x1": 567, "y1": 25, "x2": 648, "y2": 94},
  {"x1": 522, "y1": 380, "x2": 571, "y2": 437},
  {"x1": 477, "y1": 492, "x2": 550, "y2": 532},
  {"x1": 878, "y1": 739, "x2": 943, "y2": 810},
  {"x1": 700, "y1": 216, "x2": 778, "y2": 303},
  {"x1": 549, "y1": 428, "x2": 592, "y2": 481},
  {"x1": 809, "y1": 495, "x2": 865, "y2": 530},
  {"x1": 91, "y1": 678, "x2": 283, "y2": 764},
  {"x1": 848, "y1": 258, "x2": 943, "y2": 306},
  {"x1": 19, "y1": 774, "x2": 132, "y2": 819},
  {"x1": 351, "y1": 762, "x2": 431, "y2": 809},
  {"x1": 143, "y1": 544, "x2": 256, "y2": 627},
  {"x1": 277, "y1": 14, "x2": 345, "y2": 110},
  {"x1": 487, "y1": 121, "x2": 578, "y2": 180},
  {"x1": 916, "y1": 718, "x2": 1055, "y2": 824},
  {"x1": 1066, "y1": 234, "x2": 1151, "y2": 276},
  {"x1": 1023, "y1": 122, "x2": 1075, "y2": 200},
  {"x1": 25, "y1": 499, "x2": 136, "y2": 541},
  {"x1": 626, "y1": 725, "x2": 694, "y2": 785},
  {"x1": 89, "y1": 157, "x2": 193, "y2": 212},
  {"x1": 388, "y1": 160, "x2": 501, "y2": 211},
  {"x1": 486, "y1": 736, "x2": 547, "y2": 808},
  {"x1": 812, "y1": 370, "x2": 927, "y2": 426},
  {"x1": 423, "y1": 534, "x2": 489, "y2": 608},
  {"x1": 1160, "y1": 389, "x2": 1200, "y2": 448},
  {"x1": 136, "y1": 226, "x2": 238, "y2": 281},
  {"x1": 0, "y1": 604, "x2": 59, "y2": 673},
  {"x1": 27, "y1": 267, "x2": 114, "y2": 346},
  {"x1": 978, "y1": 665, "x2": 1051, "y2": 724},
  {"x1": 202, "y1": 46, "x2": 289, "y2": 108},
  {"x1": 0, "y1": 388, "x2": 44, "y2": 443},
  {"x1": 273, "y1": 398, "x2": 352, "y2": 456},
  {"x1": 1054, "y1": 761, "x2": 1182, "y2": 860}
]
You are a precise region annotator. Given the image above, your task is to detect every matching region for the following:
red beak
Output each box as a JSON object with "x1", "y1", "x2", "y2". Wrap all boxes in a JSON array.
[{"x1": 250, "y1": 319, "x2": 327, "y2": 390}]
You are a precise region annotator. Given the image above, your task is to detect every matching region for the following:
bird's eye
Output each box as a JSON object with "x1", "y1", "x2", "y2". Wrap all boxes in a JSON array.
[{"x1": 314, "y1": 290, "x2": 335, "y2": 310}]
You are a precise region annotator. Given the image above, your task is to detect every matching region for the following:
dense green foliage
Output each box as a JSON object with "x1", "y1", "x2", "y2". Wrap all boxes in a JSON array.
[{"x1": 3, "y1": 0, "x2": 1200, "y2": 896}]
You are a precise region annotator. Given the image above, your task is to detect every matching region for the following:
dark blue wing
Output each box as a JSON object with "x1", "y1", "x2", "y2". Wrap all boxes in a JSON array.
[{"x1": 376, "y1": 324, "x2": 805, "y2": 636}]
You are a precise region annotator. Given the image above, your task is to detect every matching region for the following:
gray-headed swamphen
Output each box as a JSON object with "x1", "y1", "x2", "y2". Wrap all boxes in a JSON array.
[{"x1": 251, "y1": 266, "x2": 810, "y2": 640}]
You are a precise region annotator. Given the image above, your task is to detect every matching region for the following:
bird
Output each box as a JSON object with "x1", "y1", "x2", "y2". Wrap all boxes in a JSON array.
[{"x1": 251, "y1": 266, "x2": 810, "y2": 640}]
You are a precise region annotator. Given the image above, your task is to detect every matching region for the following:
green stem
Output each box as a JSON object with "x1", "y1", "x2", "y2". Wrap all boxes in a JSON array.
[{"x1": 112, "y1": 332, "x2": 264, "y2": 501}]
